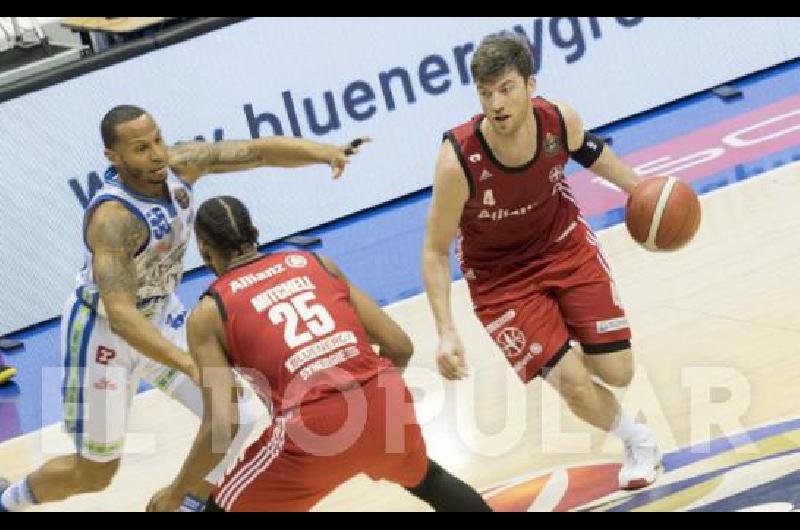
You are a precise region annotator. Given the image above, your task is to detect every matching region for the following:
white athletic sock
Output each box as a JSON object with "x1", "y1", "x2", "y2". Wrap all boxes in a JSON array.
[
  {"x1": 611, "y1": 412, "x2": 650, "y2": 443},
  {"x1": 1, "y1": 478, "x2": 37, "y2": 511}
]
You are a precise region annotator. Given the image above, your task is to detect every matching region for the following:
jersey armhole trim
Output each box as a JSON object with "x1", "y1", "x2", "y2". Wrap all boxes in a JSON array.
[
  {"x1": 444, "y1": 131, "x2": 475, "y2": 199},
  {"x1": 551, "y1": 102, "x2": 571, "y2": 153},
  {"x1": 204, "y1": 289, "x2": 228, "y2": 323},
  {"x1": 84, "y1": 196, "x2": 150, "y2": 257},
  {"x1": 174, "y1": 173, "x2": 193, "y2": 191},
  {"x1": 311, "y1": 252, "x2": 338, "y2": 279}
]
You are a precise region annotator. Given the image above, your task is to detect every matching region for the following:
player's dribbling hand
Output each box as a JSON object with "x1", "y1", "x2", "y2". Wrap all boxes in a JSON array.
[
  {"x1": 436, "y1": 333, "x2": 469, "y2": 381},
  {"x1": 328, "y1": 137, "x2": 372, "y2": 179},
  {"x1": 146, "y1": 486, "x2": 183, "y2": 512}
]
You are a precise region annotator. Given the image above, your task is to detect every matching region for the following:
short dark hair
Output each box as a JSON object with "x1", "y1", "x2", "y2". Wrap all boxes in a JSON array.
[
  {"x1": 100, "y1": 105, "x2": 147, "y2": 148},
  {"x1": 470, "y1": 32, "x2": 534, "y2": 85},
  {"x1": 196, "y1": 196, "x2": 259, "y2": 256}
]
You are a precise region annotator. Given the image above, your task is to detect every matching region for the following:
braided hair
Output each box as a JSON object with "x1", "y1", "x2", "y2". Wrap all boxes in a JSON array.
[{"x1": 195, "y1": 196, "x2": 259, "y2": 256}]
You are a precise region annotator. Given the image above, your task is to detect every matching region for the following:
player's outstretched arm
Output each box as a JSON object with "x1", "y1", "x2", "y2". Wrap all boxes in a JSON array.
[
  {"x1": 555, "y1": 101, "x2": 642, "y2": 194},
  {"x1": 148, "y1": 297, "x2": 239, "y2": 512},
  {"x1": 168, "y1": 136, "x2": 371, "y2": 184},
  {"x1": 88, "y1": 202, "x2": 197, "y2": 380}
]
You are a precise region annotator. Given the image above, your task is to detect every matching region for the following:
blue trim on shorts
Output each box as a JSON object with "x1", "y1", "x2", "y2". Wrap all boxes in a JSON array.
[
  {"x1": 60, "y1": 298, "x2": 82, "y2": 405},
  {"x1": 74, "y1": 308, "x2": 97, "y2": 451}
]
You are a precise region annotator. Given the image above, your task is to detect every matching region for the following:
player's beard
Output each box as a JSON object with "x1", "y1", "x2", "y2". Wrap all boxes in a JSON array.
[{"x1": 122, "y1": 159, "x2": 167, "y2": 186}]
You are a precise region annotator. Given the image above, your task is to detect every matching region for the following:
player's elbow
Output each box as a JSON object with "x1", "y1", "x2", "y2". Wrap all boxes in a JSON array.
[
  {"x1": 421, "y1": 241, "x2": 449, "y2": 274},
  {"x1": 105, "y1": 304, "x2": 133, "y2": 337},
  {"x1": 396, "y1": 334, "x2": 414, "y2": 364},
  {"x1": 387, "y1": 332, "x2": 414, "y2": 368},
  {"x1": 106, "y1": 315, "x2": 126, "y2": 337},
  {"x1": 422, "y1": 237, "x2": 447, "y2": 259}
]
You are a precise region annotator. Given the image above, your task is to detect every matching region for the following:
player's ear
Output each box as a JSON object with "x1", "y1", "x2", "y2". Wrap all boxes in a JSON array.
[
  {"x1": 527, "y1": 76, "x2": 536, "y2": 95},
  {"x1": 104, "y1": 147, "x2": 120, "y2": 166}
]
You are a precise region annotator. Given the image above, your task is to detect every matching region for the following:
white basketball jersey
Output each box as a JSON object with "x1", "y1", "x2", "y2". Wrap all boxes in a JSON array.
[{"x1": 76, "y1": 167, "x2": 194, "y2": 318}]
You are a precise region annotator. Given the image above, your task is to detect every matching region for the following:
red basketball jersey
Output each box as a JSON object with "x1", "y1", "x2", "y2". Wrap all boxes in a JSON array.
[
  {"x1": 208, "y1": 252, "x2": 392, "y2": 415},
  {"x1": 446, "y1": 97, "x2": 581, "y2": 277}
]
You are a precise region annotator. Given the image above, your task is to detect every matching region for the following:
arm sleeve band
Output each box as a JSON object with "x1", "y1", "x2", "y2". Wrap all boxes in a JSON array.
[{"x1": 570, "y1": 132, "x2": 606, "y2": 168}]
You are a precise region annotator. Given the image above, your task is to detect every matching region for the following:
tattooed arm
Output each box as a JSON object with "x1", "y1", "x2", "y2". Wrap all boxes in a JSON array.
[
  {"x1": 87, "y1": 201, "x2": 198, "y2": 382},
  {"x1": 168, "y1": 136, "x2": 371, "y2": 185}
]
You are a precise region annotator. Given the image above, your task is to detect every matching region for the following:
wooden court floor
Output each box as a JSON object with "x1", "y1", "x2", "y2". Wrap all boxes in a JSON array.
[{"x1": 2, "y1": 163, "x2": 799, "y2": 511}]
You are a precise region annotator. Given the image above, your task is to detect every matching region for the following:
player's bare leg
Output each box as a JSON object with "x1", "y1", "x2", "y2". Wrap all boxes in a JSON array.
[
  {"x1": 545, "y1": 347, "x2": 661, "y2": 490},
  {"x1": 1, "y1": 456, "x2": 119, "y2": 511},
  {"x1": 583, "y1": 348, "x2": 635, "y2": 388}
]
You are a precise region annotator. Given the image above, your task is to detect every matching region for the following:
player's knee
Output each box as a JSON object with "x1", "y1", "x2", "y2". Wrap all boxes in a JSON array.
[
  {"x1": 74, "y1": 458, "x2": 120, "y2": 493},
  {"x1": 587, "y1": 348, "x2": 635, "y2": 388},
  {"x1": 599, "y1": 362, "x2": 635, "y2": 388}
]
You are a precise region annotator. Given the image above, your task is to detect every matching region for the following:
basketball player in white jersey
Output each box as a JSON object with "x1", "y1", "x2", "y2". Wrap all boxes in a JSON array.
[{"x1": 0, "y1": 105, "x2": 369, "y2": 512}]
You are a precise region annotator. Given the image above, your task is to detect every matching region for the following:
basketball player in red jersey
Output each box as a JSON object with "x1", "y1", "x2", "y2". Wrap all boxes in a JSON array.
[
  {"x1": 422, "y1": 32, "x2": 661, "y2": 490},
  {"x1": 147, "y1": 196, "x2": 492, "y2": 512}
]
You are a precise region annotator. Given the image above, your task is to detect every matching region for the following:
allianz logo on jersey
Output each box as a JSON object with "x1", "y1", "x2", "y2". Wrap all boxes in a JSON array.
[
  {"x1": 230, "y1": 263, "x2": 287, "y2": 294},
  {"x1": 478, "y1": 189, "x2": 536, "y2": 221},
  {"x1": 478, "y1": 204, "x2": 536, "y2": 222}
]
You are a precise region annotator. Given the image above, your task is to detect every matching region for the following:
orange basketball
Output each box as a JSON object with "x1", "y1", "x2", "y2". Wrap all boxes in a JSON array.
[{"x1": 625, "y1": 176, "x2": 701, "y2": 251}]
